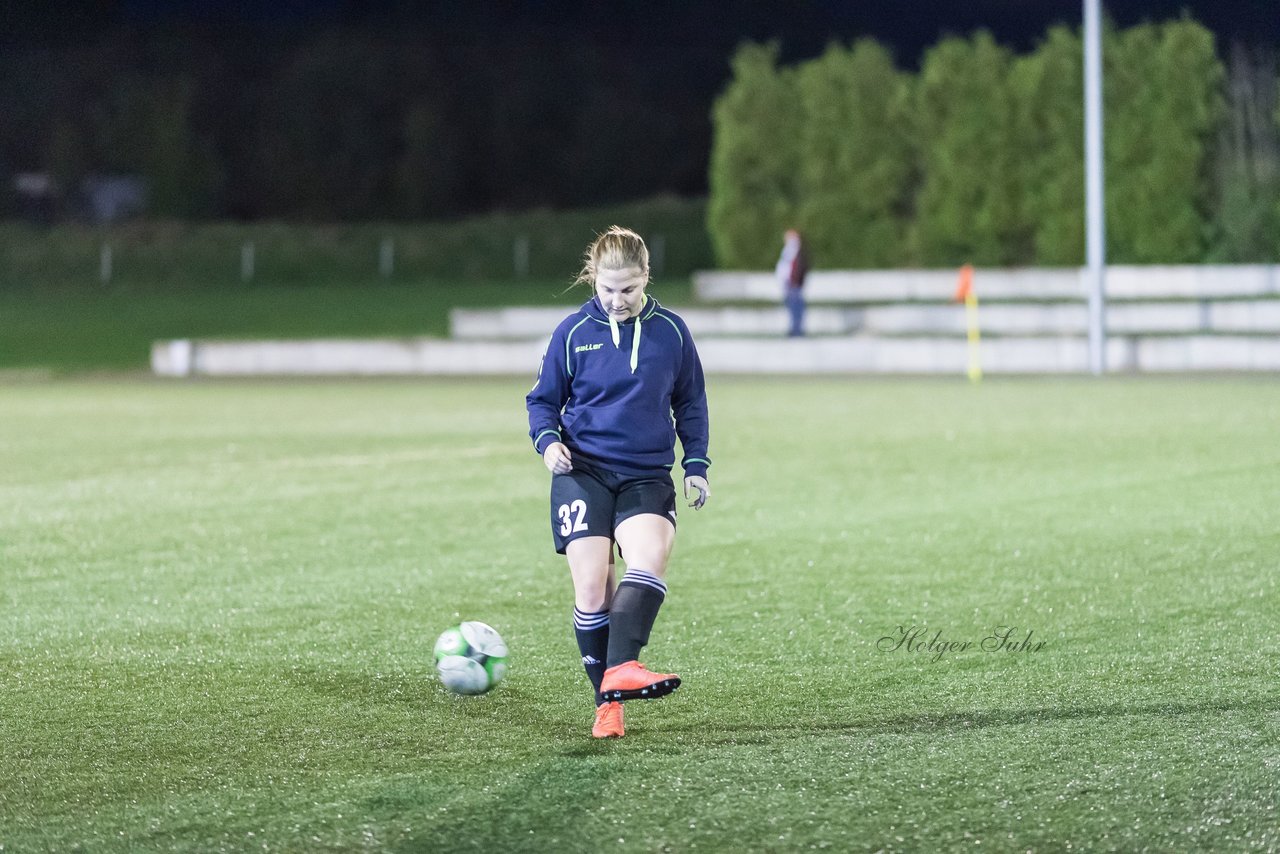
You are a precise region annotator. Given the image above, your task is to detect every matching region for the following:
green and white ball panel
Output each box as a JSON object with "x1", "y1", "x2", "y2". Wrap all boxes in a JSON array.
[
  {"x1": 433, "y1": 627, "x2": 468, "y2": 660},
  {"x1": 460, "y1": 621, "x2": 508, "y2": 658},
  {"x1": 436, "y1": 655, "x2": 491, "y2": 695}
]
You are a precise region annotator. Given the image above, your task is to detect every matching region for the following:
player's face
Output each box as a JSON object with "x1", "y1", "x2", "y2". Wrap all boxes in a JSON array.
[{"x1": 594, "y1": 266, "x2": 648, "y2": 319}]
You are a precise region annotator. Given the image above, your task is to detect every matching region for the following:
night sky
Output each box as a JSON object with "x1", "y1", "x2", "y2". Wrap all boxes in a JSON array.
[{"x1": 8, "y1": 1, "x2": 1278, "y2": 61}]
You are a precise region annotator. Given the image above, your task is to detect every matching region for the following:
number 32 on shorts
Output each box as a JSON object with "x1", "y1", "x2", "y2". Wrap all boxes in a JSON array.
[{"x1": 557, "y1": 499, "x2": 588, "y2": 536}]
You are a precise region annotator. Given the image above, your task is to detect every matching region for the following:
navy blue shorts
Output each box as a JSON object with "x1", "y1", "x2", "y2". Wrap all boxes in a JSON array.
[{"x1": 548, "y1": 456, "x2": 676, "y2": 554}]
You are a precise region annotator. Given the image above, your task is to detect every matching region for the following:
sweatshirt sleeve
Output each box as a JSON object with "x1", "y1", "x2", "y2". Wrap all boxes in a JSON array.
[
  {"x1": 671, "y1": 320, "x2": 711, "y2": 480},
  {"x1": 526, "y1": 324, "x2": 571, "y2": 456}
]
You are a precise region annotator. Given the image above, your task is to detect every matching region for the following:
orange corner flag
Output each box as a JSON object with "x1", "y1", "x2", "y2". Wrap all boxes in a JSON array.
[
  {"x1": 954, "y1": 264, "x2": 982, "y2": 383},
  {"x1": 953, "y1": 264, "x2": 974, "y2": 302}
]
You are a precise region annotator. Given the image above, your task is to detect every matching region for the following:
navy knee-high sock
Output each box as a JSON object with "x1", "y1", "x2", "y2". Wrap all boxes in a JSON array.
[
  {"x1": 606, "y1": 569, "x2": 667, "y2": 668},
  {"x1": 573, "y1": 607, "x2": 610, "y2": 705}
]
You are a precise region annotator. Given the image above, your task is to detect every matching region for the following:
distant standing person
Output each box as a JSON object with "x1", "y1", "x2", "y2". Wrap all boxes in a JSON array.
[
  {"x1": 526, "y1": 225, "x2": 712, "y2": 739},
  {"x1": 776, "y1": 228, "x2": 809, "y2": 337}
]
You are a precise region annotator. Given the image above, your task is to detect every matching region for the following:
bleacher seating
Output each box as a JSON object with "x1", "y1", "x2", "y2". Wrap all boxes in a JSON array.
[{"x1": 153, "y1": 265, "x2": 1280, "y2": 375}]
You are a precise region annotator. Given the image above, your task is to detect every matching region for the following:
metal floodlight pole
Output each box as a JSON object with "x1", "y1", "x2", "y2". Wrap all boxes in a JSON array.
[{"x1": 1084, "y1": 0, "x2": 1107, "y2": 374}]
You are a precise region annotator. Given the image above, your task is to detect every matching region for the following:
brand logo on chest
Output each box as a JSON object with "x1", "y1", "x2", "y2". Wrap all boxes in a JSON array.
[{"x1": 574, "y1": 342, "x2": 604, "y2": 353}]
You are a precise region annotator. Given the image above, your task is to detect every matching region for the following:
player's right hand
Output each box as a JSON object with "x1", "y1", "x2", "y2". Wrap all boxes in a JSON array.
[{"x1": 543, "y1": 442, "x2": 573, "y2": 475}]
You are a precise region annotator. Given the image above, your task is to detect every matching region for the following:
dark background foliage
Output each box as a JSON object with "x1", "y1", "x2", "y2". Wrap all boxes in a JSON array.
[{"x1": 2, "y1": 1, "x2": 1276, "y2": 222}]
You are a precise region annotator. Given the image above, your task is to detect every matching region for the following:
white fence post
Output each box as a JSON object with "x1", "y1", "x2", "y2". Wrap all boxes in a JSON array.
[
  {"x1": 380, "y1": 237, "x2": 395, "y2": 278},
  {"x1": 514, "y1": 235, "x2": 530, "y2": 278},
  {"x1": 99, "y1": 243, "x2": 112, "y2": 284},
  {"x1": 241, "y1": 241, "x2": 255, "y2": 282}
]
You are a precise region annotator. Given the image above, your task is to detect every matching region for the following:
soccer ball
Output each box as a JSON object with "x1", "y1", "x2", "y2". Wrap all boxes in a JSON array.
[{"x1": 434, "y1": 621, "x2": 508, "y2": 695}]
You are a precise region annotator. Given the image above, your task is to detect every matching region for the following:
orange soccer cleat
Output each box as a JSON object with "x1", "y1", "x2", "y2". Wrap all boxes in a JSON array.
[
  {"x1": 599, "y1": 660, "x2": 681, "y2": 702},
  {"x1": 592, "y1": 701, "x2": 625, "y2": 738}
]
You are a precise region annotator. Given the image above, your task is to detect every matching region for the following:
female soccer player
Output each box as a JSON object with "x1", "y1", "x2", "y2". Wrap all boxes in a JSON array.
[{"x1": 526, "y1": 226, "x2": 711, "y2": 739}]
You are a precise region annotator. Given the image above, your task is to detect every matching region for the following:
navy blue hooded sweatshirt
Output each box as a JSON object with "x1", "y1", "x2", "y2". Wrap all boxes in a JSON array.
[{"x1": 526, "y1": 295, "x2": 710, "y2": 480}]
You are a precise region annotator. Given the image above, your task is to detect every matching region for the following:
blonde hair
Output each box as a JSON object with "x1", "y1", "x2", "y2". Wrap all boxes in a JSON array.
[{"x1": 575, "y1": 225, "x2": 650, "y2": 287}]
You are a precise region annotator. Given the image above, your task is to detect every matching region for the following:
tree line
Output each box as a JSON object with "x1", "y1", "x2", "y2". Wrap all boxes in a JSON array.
[
  {"x1": 0, "y1": 25, "x2": 725, "y2": 221},
  {"x1": 709, "y1": 20, "x2": 1280, "y2": 267}
]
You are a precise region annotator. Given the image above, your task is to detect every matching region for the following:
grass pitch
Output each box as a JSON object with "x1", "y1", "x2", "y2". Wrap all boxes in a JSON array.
[{"x1": 1, "y1": 376, "x2": 1276, "y2": 852}]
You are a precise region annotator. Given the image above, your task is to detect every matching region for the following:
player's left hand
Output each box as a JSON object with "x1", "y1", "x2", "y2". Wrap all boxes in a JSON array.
[{"x1": 684, "y1": 476, "x2": 710, "y2": 510}]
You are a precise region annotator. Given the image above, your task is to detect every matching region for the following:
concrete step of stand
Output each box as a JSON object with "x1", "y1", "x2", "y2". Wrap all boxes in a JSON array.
[
  {"x1": 451, "y1": 301, "x2": 1280, "y2": 339},
  {"x1": 694, "y1": 265, "x2": 1280, "y2": 303},
  {"x1": 152, "y1": 333, "x2": 1280, "y2": 377}
]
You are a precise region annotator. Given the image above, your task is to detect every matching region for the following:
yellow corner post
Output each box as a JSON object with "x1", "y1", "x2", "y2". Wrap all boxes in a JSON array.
[{"x1": 954, "y1": 264, "x2": 982, "y2": 383}]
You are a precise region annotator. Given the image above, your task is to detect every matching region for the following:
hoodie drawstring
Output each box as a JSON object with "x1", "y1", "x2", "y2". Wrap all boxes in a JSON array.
[
  {"x1": 607, "y1": 296, "x2": 645, "y2": 373},
  {"x1": 630, "y1": 314, "x2": 641, "y2": 373}
]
